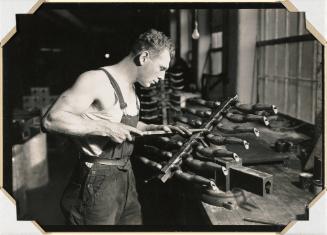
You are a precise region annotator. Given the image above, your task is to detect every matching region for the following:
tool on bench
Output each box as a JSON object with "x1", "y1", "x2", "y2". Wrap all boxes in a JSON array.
[
  {"x1": 158, "y1": 95, "x2": 239, "y2": 182},
  {"x1": 195, "y1": 145, "x2": 241, "y2": 162},
  {"x1": 187, "y1": 98, "x2": 221, "y2": 109},
  {"x1": 174, "y1": 169, "x2": 218, "y2": 190},
  {"x1": 141, "y1": 128, "x2": 208, "y2": 136},
  {"x1": 184, "y1": 155, "x2": 228, "y2": 175},
  {"x1": 235, "y1": 103, "x2": 278, "y2": 115},
  {"x1": 182, "y1": 107, "x2": 212, "y2": 118},
  {"x1": 138, "y1": 156, "x2": 163, "y2": 171},
  {"x1": 150, "y1": 137, "x2": 184, "y2": 150},
  {"x1": 141, "y1": 145, "x2": 173, "y2": 159},
  {"x1": 216, "y1": 124, "x2": 260, "y2": 137},
  {"x1": 174, "y1": 116, "x2": 203, "y2": 127},
  {"x1": 225, "y1": 112, "x2": 270, "y2": 126},
  {"x1": 205, "y1": 133, "x2": 250, "y2": 150}
]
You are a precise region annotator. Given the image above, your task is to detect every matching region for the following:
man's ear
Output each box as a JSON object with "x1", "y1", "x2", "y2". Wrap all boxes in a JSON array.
[
  {"x1": 135, "y1": 51, "x2": 150, "y2": 66},
  {"x1": 133, "y1": 51, "x2": 150, "y2": 66}
]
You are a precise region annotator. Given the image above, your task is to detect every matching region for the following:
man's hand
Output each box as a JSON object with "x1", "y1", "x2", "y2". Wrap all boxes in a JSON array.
[
  {"x1": 104, "y1": 122, "x2": 143, "y2": 143},
  {"x1": 146, "y1": 124, "x2": 192, "y2": 136}
]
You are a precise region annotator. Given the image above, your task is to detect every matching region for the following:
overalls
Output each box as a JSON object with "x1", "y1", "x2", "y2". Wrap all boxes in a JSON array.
[{"x1": 60, "y1": 68, "x2": 142, "y2": 225}]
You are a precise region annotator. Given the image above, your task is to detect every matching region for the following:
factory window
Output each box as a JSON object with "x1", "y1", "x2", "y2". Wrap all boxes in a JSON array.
[{"x1": 256, "y1": 9, "x2": 323, "y2": 124}]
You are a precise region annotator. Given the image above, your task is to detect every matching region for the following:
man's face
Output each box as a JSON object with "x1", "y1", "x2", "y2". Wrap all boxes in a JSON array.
[{"x1": 136, "y1": 49, "x2": 170, "y2": 87}]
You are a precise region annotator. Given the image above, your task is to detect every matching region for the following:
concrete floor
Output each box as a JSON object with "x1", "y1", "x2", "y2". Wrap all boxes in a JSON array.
[{"x1": 24, "y1": 142, "x2": 77, "y2": 225}]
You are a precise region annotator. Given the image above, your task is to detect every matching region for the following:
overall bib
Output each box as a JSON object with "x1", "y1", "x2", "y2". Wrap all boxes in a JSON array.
[{"x1": 60, "y1": 68, "x2": 142, "y2": 225}]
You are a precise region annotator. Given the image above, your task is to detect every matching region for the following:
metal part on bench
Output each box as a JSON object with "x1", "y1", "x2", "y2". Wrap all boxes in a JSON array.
[{"x1": 229, "y1": 165, "x2": 273, "y2": 197}]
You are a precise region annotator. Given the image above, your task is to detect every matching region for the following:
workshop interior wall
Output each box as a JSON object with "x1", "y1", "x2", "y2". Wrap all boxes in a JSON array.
[
  {"x1": 197, "y1": 9, "x2": 212, "y2": 89},
  {"x1": 256, "y1": 9, "x2": 323, "y2": 124},
  {"x1": 176, "y1": 9, "x2": 258, "y2": 103},
  {"x1": 236, "y1": 10, "x2": 258, "y2": 104}
]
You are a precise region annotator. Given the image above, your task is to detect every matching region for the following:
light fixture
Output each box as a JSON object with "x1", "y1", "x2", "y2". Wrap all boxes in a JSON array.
[
  {"x1": 192, "y1": 10, "x2": 200, "y2": 40},
  {"x1": 192, "y1": 22, "x2": 200, "y2": 40}
]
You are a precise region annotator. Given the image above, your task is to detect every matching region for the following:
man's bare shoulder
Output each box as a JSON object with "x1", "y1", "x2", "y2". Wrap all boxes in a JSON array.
[
  {"x1": 76, "y1": 70, "x2": 108, "y2": 85},
  {"x1": 72, "y1": 70, "x2": 112, "y2": 92}
]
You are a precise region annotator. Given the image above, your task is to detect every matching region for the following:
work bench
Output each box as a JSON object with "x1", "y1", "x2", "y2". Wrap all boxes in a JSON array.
[
  {"x1": 197, "y1": 118, "x2": 316, "y2": 226},
  {"x1": 133, "y1": 107, "x2": 320, "y2": 228},
  {"x1": 201, "y1": 162, "x2": 314, "y2": 226}
]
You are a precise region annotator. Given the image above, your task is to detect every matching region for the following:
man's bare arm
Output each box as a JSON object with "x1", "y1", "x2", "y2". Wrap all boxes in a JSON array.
[{"x1": 42, "y1": 71, "x2": 142, "y2": 143}]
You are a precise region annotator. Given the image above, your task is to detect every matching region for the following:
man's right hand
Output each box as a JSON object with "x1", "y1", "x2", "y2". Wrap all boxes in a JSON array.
[{"x1": 104, "y1": 122, "x2": 143, "y2": 143}]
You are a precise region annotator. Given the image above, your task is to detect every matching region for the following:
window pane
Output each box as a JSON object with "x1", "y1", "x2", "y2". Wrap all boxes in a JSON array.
[
  {"x1": 301, "y1": 41, "x2": 314, "y2": 78},
  {"x1": 288, "y1": 43, "x2": 298, "y2": 77},
  {"x1": 258, "y1": 77, "x2": 265, "y2": 103},
  {"x1": 288, "y1": 12, "x2": 299, "y2": 36},
  {"x1": 277, "y1": 9, "x2": 287, "y2": 38},
  {"x1": 259, "y1": 10, "x2": 265, "y2": 41},
  {"x1": 258, "y1": 47, "x2": 265, "y2": 76},
  {"x1": 276, "y1": 44, "x2": 286, "y2": 76},
  {"x1": 299, "y1": 80, "x2": 314, "y2": 122},
  {"x1": 299, "y1": 13, "x2": 309, "y2": 35},
  {"x1": 211, "y1": 51, "x2": 222, "y2": 74},
  {"x1": 266, "y1": 45, "x2": 275, "y2": 75},
  {"x1": 265, "y1": 9, "x2": 276, "y2": 40},
  {"x1": 276, "y1": 78, "x2": 286, "y2": 112},
  {"x1": 265, "y1": 76, "x2": 275, "y2": 104},
  {"x1": 287, "y1": 79, "x2": 297, "y2": 117}
]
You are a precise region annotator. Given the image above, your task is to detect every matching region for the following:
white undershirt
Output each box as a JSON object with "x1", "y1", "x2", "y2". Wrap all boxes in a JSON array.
[{"x1": 76, "y1": 91, "x2": 139, "y2": 157}]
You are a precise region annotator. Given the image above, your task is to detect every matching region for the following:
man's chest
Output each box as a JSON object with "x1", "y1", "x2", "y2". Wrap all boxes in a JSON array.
[{"x1": 91, "y1": 88, "x2": 139, "y2": 115}]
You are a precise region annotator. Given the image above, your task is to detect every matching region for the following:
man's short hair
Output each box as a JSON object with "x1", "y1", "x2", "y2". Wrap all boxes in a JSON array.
[{"x1": 131, "y1": 29, "x2": 175, "y2": 60}]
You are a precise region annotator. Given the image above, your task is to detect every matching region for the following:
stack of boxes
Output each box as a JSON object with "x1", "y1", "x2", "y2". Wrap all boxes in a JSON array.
[{"x1": 23, "y1": 87, "x2": 57, "y2": 111}]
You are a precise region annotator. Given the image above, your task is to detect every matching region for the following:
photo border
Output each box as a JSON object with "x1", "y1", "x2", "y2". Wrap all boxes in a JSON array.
[{"x1": 0, "y1": 0, "x2": 325, "y2": 234}]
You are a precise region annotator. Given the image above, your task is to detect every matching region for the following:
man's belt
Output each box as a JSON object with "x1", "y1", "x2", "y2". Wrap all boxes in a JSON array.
[{"x1": 80, "y1": 154, "x2": 129, "y2": 166}]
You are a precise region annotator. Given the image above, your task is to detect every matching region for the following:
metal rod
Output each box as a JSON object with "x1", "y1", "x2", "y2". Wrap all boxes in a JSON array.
[
  {"x1": 141, "y1": 128, "x2": 208, "y2": 136},
  {"x1": 258, "y1": 75, "x2": 318, "y2": 82}
]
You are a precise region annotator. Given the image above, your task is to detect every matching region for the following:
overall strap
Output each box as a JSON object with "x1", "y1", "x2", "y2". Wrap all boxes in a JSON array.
[
  {"x1": 133, "y1": 85, "x2": 140, "y2": 113},
  {"x1": 98, "y1": 68, "x2": 127, "y2": 110}
]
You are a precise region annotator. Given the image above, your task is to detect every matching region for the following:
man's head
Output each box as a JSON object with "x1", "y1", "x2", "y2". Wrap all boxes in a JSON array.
[{"x1": 131, "y1": 29, "x2": 175, "y2": 87}]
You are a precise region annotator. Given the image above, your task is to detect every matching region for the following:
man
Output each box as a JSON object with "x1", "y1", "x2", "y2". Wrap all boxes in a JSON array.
[{"x1": 42, "y1": 29, "x2": 191, "y2": 225}]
